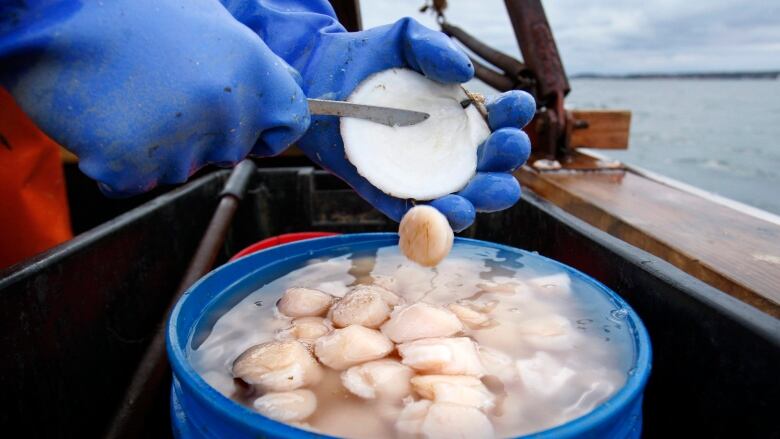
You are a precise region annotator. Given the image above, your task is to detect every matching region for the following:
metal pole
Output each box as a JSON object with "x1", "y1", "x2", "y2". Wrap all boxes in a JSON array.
[
  {"x1": 503, "y1": 0, "x2": 570, "y2": 104},
  {"x1": 471, "y1": 56, "x2": 516, "y2": 92},
  {"x1": 440, "y1": 22, "x2": 527, "y2": 78},
  {"x1": 104, "y1": 160, "x2": 256, "y2": 439}
]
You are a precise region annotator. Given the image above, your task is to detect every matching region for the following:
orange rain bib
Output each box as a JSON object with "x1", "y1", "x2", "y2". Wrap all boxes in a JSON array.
[{"x1": 0, "y1": 87, "x2": 72, "y2": 270}]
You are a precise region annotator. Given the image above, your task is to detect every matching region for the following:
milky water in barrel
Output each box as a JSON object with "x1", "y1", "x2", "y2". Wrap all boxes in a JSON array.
[{"x1": 189, "y1": 243, "x2": 635, "y2": 438}]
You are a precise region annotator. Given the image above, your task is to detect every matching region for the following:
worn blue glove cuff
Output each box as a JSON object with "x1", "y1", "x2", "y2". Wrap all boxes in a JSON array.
[{"x1": 1, "y1": 0, "x2": 309, "y2": 196}]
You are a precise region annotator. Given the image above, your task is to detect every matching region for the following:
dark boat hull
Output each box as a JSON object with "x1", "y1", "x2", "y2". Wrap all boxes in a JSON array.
[{"x1": 0, "y1": 167, "x2": 777, "y2": 438}]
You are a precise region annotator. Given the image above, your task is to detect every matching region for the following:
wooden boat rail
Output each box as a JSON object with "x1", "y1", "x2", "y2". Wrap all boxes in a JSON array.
[{"x1": 518, "y1": 150, "x2": 780, "y2": 317}]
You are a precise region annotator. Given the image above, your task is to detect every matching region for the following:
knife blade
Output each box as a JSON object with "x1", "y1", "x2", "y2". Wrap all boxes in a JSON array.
[{"x1": 307, "y1": 98, "x2": 430, "y2": 127}]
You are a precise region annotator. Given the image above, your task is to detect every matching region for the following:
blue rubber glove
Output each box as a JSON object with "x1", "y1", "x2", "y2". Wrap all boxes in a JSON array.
[
  {"x1": 225, "y1": 1, "x2": 535, "y2": 231},
  {"x1": 0, "y1": 0, "x2": 309, "y2": 196}
]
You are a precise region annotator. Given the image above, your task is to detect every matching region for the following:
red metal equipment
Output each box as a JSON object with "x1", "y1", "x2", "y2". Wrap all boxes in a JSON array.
[{"x1": 428, "y1": 0, "x2": 579, "y2": 161}]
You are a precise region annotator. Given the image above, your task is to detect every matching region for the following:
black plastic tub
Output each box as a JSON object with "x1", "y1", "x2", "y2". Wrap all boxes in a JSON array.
[{"x1": 1, "y1": 167, "x2": 778, "y2": 438}]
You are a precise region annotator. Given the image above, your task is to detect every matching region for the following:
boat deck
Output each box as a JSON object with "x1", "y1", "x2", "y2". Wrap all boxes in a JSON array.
[{"x1": 519, "y1": 152, "x2": 780, "y2": 317}]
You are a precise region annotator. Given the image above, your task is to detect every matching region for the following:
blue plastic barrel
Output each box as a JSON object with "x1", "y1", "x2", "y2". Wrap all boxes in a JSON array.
[{"x1": 167, "y1": 233, "x2": 651, "y2": 438}]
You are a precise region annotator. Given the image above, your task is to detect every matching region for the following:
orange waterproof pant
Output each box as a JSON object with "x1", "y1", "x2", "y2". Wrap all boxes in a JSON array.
[{"x1": 0, "y1": 88, "x2": 72, "y2": 270}]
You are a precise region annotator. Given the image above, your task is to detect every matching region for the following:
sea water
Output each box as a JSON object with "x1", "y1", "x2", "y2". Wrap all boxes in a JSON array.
[{"x1": 189, "y1": 244, "x2": 635, "y2": 438}]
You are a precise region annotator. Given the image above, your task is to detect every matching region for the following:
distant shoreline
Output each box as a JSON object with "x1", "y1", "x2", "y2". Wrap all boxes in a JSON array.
[{"x1": 572, "y1": 71, "x2": 779, "y2": 80}]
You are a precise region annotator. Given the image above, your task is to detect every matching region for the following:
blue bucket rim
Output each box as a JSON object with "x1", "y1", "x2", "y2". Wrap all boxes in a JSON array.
[{"x1": 167, "y1": 233, "x2": 651, "y2": 438}]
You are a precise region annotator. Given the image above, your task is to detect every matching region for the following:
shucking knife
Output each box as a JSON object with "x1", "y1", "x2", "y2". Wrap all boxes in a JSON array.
[{"x1": 307, "y1": 98, "x2": 430, "y2": 127}]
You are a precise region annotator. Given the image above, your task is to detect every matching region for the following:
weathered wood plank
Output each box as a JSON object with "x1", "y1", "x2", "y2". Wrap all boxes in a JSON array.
[
  {"x1": 570, "y1": 109, "x2": 631, "y2": 149},
  {"x1": 518, "y1": 165, "x2": 780, "y2": 317}
]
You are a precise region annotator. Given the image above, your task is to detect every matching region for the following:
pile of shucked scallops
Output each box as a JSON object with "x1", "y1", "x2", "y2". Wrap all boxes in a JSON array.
[{"x1": 232, "y1": 283, "x2": 503, "y2": 438}]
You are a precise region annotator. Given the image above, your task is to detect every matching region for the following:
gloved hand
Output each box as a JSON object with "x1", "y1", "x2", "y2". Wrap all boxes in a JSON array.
[
  {"x1": 0, "y1": 0, "x2": 309, "y2": 196},
  {"x1": 226, "y1": 1, "x2": 535, "y2": 231}
]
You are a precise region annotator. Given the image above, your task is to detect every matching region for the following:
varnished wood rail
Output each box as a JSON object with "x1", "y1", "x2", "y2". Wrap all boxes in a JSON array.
[
  {"x1": 518, "y1": 152, "x2": 780, "y2": 317},
  {"x1": 570, "y1": 109, "x2": 631, "y2": 150}
]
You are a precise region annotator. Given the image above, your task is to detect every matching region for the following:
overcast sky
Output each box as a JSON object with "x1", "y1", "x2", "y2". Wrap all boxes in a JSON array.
[{"x1": 360, "y1": 0, "x2": 780, "y2": 75}]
